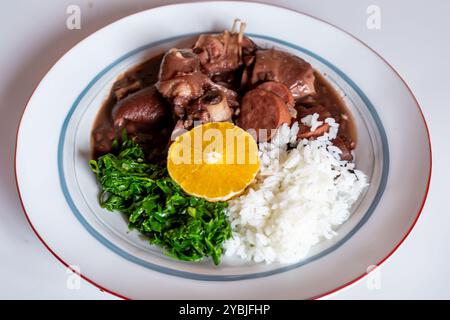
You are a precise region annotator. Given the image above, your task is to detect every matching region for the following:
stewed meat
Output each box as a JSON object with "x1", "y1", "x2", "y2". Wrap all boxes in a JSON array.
[
  {"x1": 193, "y1": 21, "x2": 256, "y2": 77},
  {"x1": 159, "y1": 48, "x2": 201, "y2": 81},
  {"x1": 238, "y1": 88, "x2": 291, "y2": 141},
  {"x1": 157, "y1": 71, "x2": 237, "y2": 128},
  {"x1": 211, "y1": 83, "x2": 239, "y2": 109},
  {"x1": 92, "y1": 24, "x2": 357, "y2": 164},
  {"x1": 210, "y1": 70, "x2": 240, "y2": 89},
  {"x1": 156, "y1": 71, "x2": 212, "y2": 116},
  {"x1": 92, "y1": 83, "x2": 173, "y2": 161},
  {"x1": 171, "y1": 86, "x2": 236, "y2": 135},
  {"x1": 247, "y1": 49, "x2": 316, "y2": 99}
]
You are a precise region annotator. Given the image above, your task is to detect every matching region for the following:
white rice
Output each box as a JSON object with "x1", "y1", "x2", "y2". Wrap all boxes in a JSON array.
[{"x1": 224, "y1": 115, "x2": 368, "y2": 264}]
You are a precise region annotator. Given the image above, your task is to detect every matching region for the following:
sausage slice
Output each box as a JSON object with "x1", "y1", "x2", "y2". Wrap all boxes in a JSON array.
[
  {"x1": 238, "y1": 88, "x2": 291, "y2": 141},
  {"x1": 298, "y1": 123, "x2": 330, "y2": 139},
  {"x1": 257, "y1": 81, "x2": 296, "y2": 118}
]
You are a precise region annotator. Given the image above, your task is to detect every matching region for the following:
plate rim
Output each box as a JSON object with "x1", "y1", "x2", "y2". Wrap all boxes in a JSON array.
[{"x1": 14, "y1": 1, "x2": 432, "y2": 300}]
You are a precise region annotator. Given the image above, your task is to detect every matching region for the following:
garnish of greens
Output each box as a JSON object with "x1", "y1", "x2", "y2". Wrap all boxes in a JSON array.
[{"x1": 89, "y1": 134, "x2": 231, "y2": 265}]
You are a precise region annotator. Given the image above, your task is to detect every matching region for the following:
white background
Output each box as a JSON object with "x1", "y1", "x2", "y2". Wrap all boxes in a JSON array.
[{"x1": 1, "y1": 0, "x2": 449, "y2": 299}]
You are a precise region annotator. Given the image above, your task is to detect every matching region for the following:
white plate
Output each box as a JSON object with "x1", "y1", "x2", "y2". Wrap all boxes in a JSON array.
[{"x1": 15, "y1": 1, "x2": 431, "y2": 299}]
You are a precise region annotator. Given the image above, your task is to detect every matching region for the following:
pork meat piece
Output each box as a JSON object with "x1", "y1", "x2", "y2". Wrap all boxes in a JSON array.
[
  {"x1": 112, "y1": 86, "x2": 168, "y2": 128},
  {"x1": 156, "y1": 71, "x2": 212, "y2": 116},
  {"x1": 187, "y1": 89, "x2": 233, "y2": 123},
  {"x1": 193, "y1": 26, "x2": 256, "y2": 76},
  {"x1": 158, "y1": 48, "x2": 201, "y2": 81}
]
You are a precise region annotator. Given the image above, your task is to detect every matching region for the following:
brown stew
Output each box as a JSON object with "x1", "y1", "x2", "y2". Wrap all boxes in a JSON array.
[{"x1": 92, "y1": 33, "x2": 356, "y2": 163}]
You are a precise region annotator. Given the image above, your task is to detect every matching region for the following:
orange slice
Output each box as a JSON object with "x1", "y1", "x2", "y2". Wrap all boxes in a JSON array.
[{"x1": 167, "y1": 122, "x2": 260, "y2": 201}]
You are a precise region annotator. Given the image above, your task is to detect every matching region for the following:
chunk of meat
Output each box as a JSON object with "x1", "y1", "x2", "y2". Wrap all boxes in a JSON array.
[
  {"x1": 238, "y1": 88, "x2": 291, "y2": 141},
  {"x1": 158, "y1": 48, "x2": 200, "y2": 81},
  {"x1": 112, "y1": 86, "x2": 168, "y2": 127},
  {"x1": 211, "y1": 70, "x2": 241, "y2": 89},
  {"x1": 248, "y1": 49, "x2": 316, "y2": 99},
  {"x1": 257, "y1": 81, "x2": 296, "y2": 118},
  {"x1": 156, "y1": 71, "x2": 212, "y2": 116},
  {"x1": 187, "y1": 90, "x2": 233, "y2": 123},
  {"x1": 331, "y1": 136, "x2": 354, "y2": 161},
  {"x1": 297, "y1": 105, "x2": 332, "y2": 139},
  {"x1": 211, "y1": 83, "x2": 239, "y2": 109},
  {"x1": 193, "y1": 22, "x2": 256, "y2": 76}
]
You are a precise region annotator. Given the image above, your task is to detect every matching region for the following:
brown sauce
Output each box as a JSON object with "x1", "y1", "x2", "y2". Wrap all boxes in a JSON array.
[{"x1": 91, "y1": 54, "x2": 174, "y2": 163}]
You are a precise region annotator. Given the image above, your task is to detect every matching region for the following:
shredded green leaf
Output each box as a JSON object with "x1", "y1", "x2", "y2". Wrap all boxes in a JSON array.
[{"x1": 89, "y1": 136, "x2": 231, "y2": 265}]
